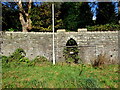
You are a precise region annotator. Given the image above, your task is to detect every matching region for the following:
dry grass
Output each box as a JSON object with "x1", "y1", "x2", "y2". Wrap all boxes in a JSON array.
[{"x1": 92, "y1": 53, "x2": 108, "y2": 68}]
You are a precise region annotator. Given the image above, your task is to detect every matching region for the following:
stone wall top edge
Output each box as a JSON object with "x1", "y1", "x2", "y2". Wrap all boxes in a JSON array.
[
  {"x1": 86, "y1": 31, "x2": 118, "y2": 33},
  {"x1": 62, "y1": 31, "x2": 118, "y2": 34},
  {"x1": 1, "y1": 31, "x2": 118, "y2": 34},
  {"x1": 66, "y1": 32, "x2": 78, "y2": 34},
  {"x1": 4, "y1": 32, "x2": 57, "y2": 34}
]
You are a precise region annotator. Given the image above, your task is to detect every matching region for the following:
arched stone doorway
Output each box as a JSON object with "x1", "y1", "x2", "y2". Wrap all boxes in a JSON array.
[{"x1": 63, "y1": 38, "x2": 79, "y2": 63}]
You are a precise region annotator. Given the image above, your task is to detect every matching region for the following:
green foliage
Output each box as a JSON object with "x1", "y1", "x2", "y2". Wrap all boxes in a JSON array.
[
  {"x1": 87, "y1": 24, "x2": 120, "y2": 31},
  {"x1": 19, "y1": 57, "x2": 30, "y2": 63},
  {"x1": 3, "y1": 2, "x2": 118, "y2": 32},
  {"x1": 32, "y1": 56, "x2": 50, "y2": 66},
  {"x1": 2, "y1": 63, "x2": 118, "y2": 88},
  {"x1": 2, "y1": 48, "x2": 50, "y2": 68},
  {"x1": 63, "y1": 47, "x2": 81, "y2": 64},
  {"x1": 63, "y1": 38, "x2": 81, "y2": 64},
  {"x1": 2, "y1": 48, "x2": 31, "y2": 68},
  {"x1": 27, "y1": 61, "x2": 35, "y2": 66},
  {"x1": 66, "y1": 57, "x2": 74, "y2": 63},
  {"x1": 96, "y1": 2, "x2": 118, "y2": 25},
  {"x1": 60, "y1": 2, "x2": 93, "y2": 31},
  {"x1": 2, "y1": 56, "x2": 8, "y2": 64},
  {"x1": 33, "y1": 56, "x2": 48, "y2": 63},
  {"x1": 31, "y1": 3, "x2": 63, "y2": 32},
  {"x1": 77, "y1": 78, "x2": 99, "y2": 88},
  {"x1": 2, "y1": 56, "x2": 10, "y2": 68},
  {"x1": 2, "y1": 3, "x2": 22, "y2": 31},
  {"x1": 2, "y1": 2, "x2": 119, "y2": 32},
  {"x1": 8, "y1": 48, "x2": 26, "y2": 62},
  {"x1": 7, "y1": 28, "x2": 18, "y2": 32}
]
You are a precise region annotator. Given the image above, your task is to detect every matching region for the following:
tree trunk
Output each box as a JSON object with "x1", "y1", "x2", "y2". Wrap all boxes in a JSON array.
[
  {"x1": 15, "y1": 0, "x2": 32, "y2": 32},
  {"x1": 19, "y1": 11, "x2": 27, "y2": 32}
]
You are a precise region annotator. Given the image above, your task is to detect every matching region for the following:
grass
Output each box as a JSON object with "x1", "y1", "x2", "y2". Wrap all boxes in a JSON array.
[{"x1": 2, "y1": 62, "x2": 119, "y2": 88}]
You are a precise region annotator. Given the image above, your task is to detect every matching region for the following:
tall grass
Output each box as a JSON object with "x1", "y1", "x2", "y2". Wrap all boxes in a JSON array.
[
  {"x1": 2, "y1": 63, "x2": 119, "y2": 88},
  {"x1": 2, "y1": 48, "x2": 119, "y2": 88}
]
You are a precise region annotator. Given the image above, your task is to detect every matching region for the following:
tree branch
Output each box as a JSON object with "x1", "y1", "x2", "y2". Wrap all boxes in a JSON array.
[
  {"x1": 14, "y1": 0, "x2": 28, "y2": 17},
  {"x1": 28, "y1": 0, "x2": 32, "y2": 14}
]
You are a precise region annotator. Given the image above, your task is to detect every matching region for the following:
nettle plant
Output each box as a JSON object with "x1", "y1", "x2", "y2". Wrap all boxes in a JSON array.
[{"x1": 63, "y1": 38, "x2": 80, "y2": 64}]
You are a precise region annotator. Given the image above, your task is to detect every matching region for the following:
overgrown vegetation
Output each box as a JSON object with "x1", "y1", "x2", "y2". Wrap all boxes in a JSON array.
[
  {"x1": 2, "y1": 48, "x2": 119, "y2": 88},
  {"x1": 2, "y1": 63, "x2": 119, "y2": 88},
  {"x1": 63, "y1": 38, "x2": 81, "y2": 64},
  {"x1": 2, "y1": 2, "x2": 119, "y2": 32},
  {"x1": 90, "y1": 53, "x2": 119, "y2": 69},
  {"x1": 31, "y1": 3, "x2": 63, "y2": 32},
  {"x1": 87, "y1": 24, "x2": 120, "y2": 31},
  {"x1": 2, "y1": 48, "x2": 50, "y2": 68},
  {"x1": 63, "y1": 47, "x2": 80, "y2": 64},
  {"x1": 91, "y1": 54, "x2": 108, "y2": 68}
]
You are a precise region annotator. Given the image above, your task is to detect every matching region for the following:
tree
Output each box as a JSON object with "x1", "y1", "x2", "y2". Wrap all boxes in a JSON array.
[
  {"x1": 78, "y1": 2, "x2": 93, "y2": 28},
  {"x1": 60, "y1": 2, "x2": 93, "y2": 31},
  {"x1": 2, "y1": 2, "x2": 21, "y2": 31},
  {"x1": 31, "y1": 2, "x2": 63, "y2": 32},
  {"x1": 118, "y1": 2, "x2": 120, "y2": 24},
  {"x1": 15, "y1": 0, "x2": 32, "y2": 32},
  {"x1": 60, "y1": 2, "x2": 81, "y2": 31},
  {"x1": 96, "y1": 2, "x2": 117, "y2": 25},
  {"x1": 2, "y1": 2, "x2": 63, "y2": 32}
]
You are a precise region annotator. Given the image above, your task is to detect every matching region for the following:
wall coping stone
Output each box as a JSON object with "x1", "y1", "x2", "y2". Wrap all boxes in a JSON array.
[
  {"x1": 78, "y1": 28, "x2": 87, "y2": 32},
  {"x1": 86, "y1": 31, "x2": 118, "y2": 33},
  {"x1": 0, "y1": 31, "x2": 118, "y2": 35},
  {"x1": 57, "y1": 29, "x2": 66, "y2": 33},
  {"x1": 3, "y1": 31, "x2": 57, "y2": 34}
]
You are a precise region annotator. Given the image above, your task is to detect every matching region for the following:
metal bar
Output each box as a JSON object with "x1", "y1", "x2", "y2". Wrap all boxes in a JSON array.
[
  {"x1": 64, "y1": 46, "x2": 96, "y2": 47},
  {"x1": 52, "y1": 4, "x2": 55, "y2": 65}
]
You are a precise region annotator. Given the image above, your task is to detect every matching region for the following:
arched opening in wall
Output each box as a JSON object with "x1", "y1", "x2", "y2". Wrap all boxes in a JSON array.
[{"x1": 63, "y1": 38, "x2": 79, "y2": 63}]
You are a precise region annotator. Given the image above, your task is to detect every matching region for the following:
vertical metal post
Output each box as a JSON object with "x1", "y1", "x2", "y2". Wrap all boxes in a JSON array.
[
  {"x1": 0, "y1": 3, "x2": 2, "y2": 90},
  {"x1": 52, "y1": 4, "x2": 55, "y2": 65}
]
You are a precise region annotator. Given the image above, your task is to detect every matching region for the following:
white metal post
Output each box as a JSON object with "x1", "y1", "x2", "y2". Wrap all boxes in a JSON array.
[{"x1": 52, "y1": 4, "x2": 55, "y2": 65}]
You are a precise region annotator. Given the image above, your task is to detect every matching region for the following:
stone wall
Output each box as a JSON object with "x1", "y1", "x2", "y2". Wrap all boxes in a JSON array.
[
  {"x1": 0, "y1": 29, "x2": 119, "y2": 64},
  {"x1": 0, "y1": 32, "x2": 54, "y2": 61},
  {"x1": 56, "y1": 29, "x2": 118, "y2": 64}
]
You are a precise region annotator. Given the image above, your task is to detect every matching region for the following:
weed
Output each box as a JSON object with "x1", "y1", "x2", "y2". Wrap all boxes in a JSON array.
[
  {"x1": 32, "y1": 56, "x2": 50, "y2": 66},
  {"x1": 19, "y1": 57, "x2": 30, "y2": 63},
  {"x1": 91, "y1": 53, "x2": 108, "y2": 68},
  {"x1": 7, "y1": 48, "x2": 26, "y2": 62},
  {"x1": 2, "y1": 49, "x2": 118, "y2": 88},
  {"x1": 2, "y1": 64, "x2": 118, "y2": 88}
]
